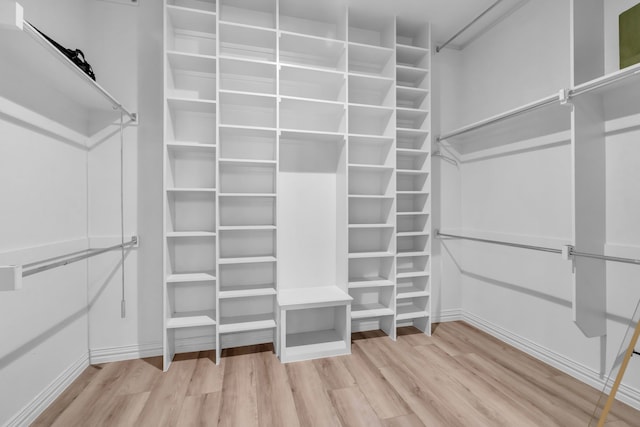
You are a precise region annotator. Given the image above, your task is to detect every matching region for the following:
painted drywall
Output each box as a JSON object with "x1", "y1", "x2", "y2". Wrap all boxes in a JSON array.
[
  {"x1": 0, "y1": 2, "x2": 90, "y2": 425},
  {"x1": 436, "y1": 0, "x2": 640, "y2": 406}
]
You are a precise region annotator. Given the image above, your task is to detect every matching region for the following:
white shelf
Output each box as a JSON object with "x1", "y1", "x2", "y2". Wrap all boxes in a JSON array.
[
  {"x1": 397, "y1": 169, "x2": 428, "y2": 175},
  {"x1": 396, "y1": 250, "x2": 429, "y2": 258},
  {"x1": 166, "y1": 310, "x2": 216, "y2": 329},
  {"x1": 397, "y1": 86, "x2": 429, "y2": 109},
  {"x1": 167, "y1": 142, "x2": 216, "y2": 152},
  {"x1": 284, "y1": 330, "x2": 348, "y2": 358},
  {"x1": 219, "y1": 22, "x2": 277, "y2": 62},
  {"x1": 280, "y1": 66, "x2": 346, "y2": 102},
  {"x1": 218, "y1": 225, "x2": 276, "y2": 231},
  {"x1": 167, "y1": 5, "x2": 217, "y2": 34},
  {"x1": 166, "y1": 272, "x2": 216, "y2": 283},
  {"x1": 280, "y1": 32, "x2": 346, "y2": 71},
  {"x1": 397, "y1": 286, "x2": 429, "y2": 300},
  {"x1": 349, "y1": 164, "x2": 394, "y2": 172},
  {"x1": 348, "y1": 252, "x2": 395, "y2": 259},
  {"x1": 397, "y1": 211, "x2": 429, "y2": 216},
  {"x1": 278, "y1": 286, "x2": 352, "y2": 309},
  {"x1": 348, "y1": 278, "x2": 394, "y2": 289},
  {"x1": 219, "y1": 285, "x2": 277, "y2": 299},
  {"x1": 396, "y1": 65, "x2": 428, "y2": 89},
  {"x1": 0, "y1": 21, "x2": 136, "y2": 129},
  {"x1": 396, "y1": 148, "x2": 428, "y2": 157},
  {"x1": 349, "y1": 195, "x2": 395, "y2": 200},
  {"x1": 351, "y1": 303, "x2": 394, "y2": 319},
  {"x1": 218, "y1": 314, "x2": 276, "y2": 334},
  {"x1": 396, "y1": 190, "x2": 428, "y2": 195},
  {"x1": 167, "y1": 187, "x2": 216, "y2": 193},
  {"x1": 280, "y1": 98, "x2": 346, "y2": 133},
  {"x1": 396, "y1": 304, "x2": 429, "y2": 321},
  {"x1": 219, "y1": 57, "x2": 276, "y2": 95},
  {"x1": 218, "y1": 255, "x2": 277, "y2": 265},
  {"x1": 218, "y1": 158, "x2": 276, "y2": 166},
  {"x1": 348, "y1": 42, "x2": 394, "y2": 78},
  {"x1": 396, "y1": 44, "x2": 429, "y2": 69},
  {"x1": 348, "y1": 224, "x2": 394, "y2": 229},
  {"x1": 348, "y1": 74, "x2": 394, "y2": 107},
  {"x1": 166, "y1": 231, "x2": 216, "y2": 238},
  {"x1": 396, "y1": 270, "x2": 429, "y2": 279},
  {"x1": 167, "y1": 97, "x2": 217, "y2": 114},
  {"x1": 397, "y1": 231, "x2": 428, "y2": 237},
  {"x1": 167, "y1": 50, "x2": 216, "y2": 74},
  {"x1": 219, "y1": 0, "x2": 276, "y2": 29}
]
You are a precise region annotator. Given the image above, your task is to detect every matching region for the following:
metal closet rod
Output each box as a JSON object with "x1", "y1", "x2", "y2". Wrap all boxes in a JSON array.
[
  {"x1": 436, "y1": 230, "x2": 640, "y2": 266},
  {"x1": 436, "y1": 0, "x2": 504, "y2": 53},
  {"x1": 21, "y1": 236, "x2": 138, "y2": 278}
]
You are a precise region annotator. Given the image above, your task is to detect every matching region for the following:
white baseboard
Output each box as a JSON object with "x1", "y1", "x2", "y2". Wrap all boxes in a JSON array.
[
  {"x1": 90, "y1": 342, "x2": 161, "y2": 364},
  {"x1": 4, "y1": 352, "x2": 89, "y2": 427},
  {"x1": 462, "y1": 310, "x2": 640, "y2": 411},
  {"x1": 433, "y1": 308, "x2": 463, "y2": 323}
]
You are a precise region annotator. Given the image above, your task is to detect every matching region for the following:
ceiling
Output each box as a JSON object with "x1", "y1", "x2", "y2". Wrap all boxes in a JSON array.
[{"x1": 344, "y1": 0, "x2": 530, "y2": 49}]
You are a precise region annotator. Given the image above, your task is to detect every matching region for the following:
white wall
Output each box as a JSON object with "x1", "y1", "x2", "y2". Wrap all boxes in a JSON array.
[
  {"x1": 0, "y1": 2, "x2": 90, "y2": 425},
  {"x1": 435, "y1": 0, "x2": 640, "y2": 407}
]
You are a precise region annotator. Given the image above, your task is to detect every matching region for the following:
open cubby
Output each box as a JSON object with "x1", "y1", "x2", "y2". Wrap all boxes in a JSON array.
[
  {"x1": 397, "y1": 129, "x2": 428, "y2": 150},
  {"x1": 349, "y1": 105, "x2": 394, "y2": 136},
  {"x1": 350, "y1": 287, "x2": 394, "y2": 316},
  {"x1": 219, "y1": 57, "x2": 276, "y2": 95},
  {"x1": 279, "y1": 0, "x2": 346, "y2": 40},
  {"x1": 219, "y1": 229, "x2": 275, "y2": 259},
  {"x1": 219, "y1": 195, "x2": 275, "y2": 226},
  {"x1": 396, "y1": 66, "x2": 429, "y2": 89},
  {"x1": 166, "y1": 53, "x2": 216, "y2": 101},
  {"x1": 219, "y1": 261, "x2": 276, "y2": 294},
  {"x1": 348, "y1": 43, "x2": 394, "y2": 78},
  {"x1": 397, "y1": 213, "x2": 428, "y2": 234},
  {"x1": 397, "y1": 109, "x2": 429, "y2": 130},
  {"x1": 397, "y1": 151, "x2": 428, "y2": 170},
  {"x1": 396, "y1": 45, "x2": 429, "y2": 69},
  {"x1": 349, "y1": 197, "x2": 393, "y2": 225},
  {"x1": 396, "y1": 296, "x2": 429, "y2": 321},
  {"x1": 349, "y1": 136, "x2": 394, "y2": 166},
  {"x1": 348, "y1": 10, "x2": 394, "y2": 48},
  {"x1": 396, "y1": 17, "x2": 429, "y2": 49},
  {"x1": 166, "y1": 192, "x2": 215, "y2": 233},
  {"x1": 349, "y1": 75, "x2": 394, "y2": 107},
  {"x1": 219, "y1": 127, "x2": 276, "y2": 160},
  {"x1": 348, "y1": 257, "x2": 394, "y2": 285},
  {"x1": 219, "y1": 0, "x2": 276, "y2": 28},
  {"x1": 167, "y1": 238, "x2": 216, "y2": 276},
  {"x1": 168, "y1": 282, "x2": 216, "y2": 319},
  {"x1": 397, "y1": 193, "x2": 429, "y2": 213},
  {"x1": 396, "y1": 255, "x2": 429, "y2": 277},
  {"x1": 280, "y1": 66, "x2": 346, "y2": 102},
  {"x1": 167, "y1": 150, "x2": 216, "y2": 189},
  {"x1": 397, "y1": 171, "x2": 428, "y2": 192},
  {"x1": 397, "y1": 234, "x2": 429, "y2": 254},
  {"x1": 219, "y1": 162, "x2": 275, "y2": 194},
  {"x1": 166, "y1": 6, "x2": 217, "y2": 56},
  {"x1": 280, "y1": 33, "x2": 346, "y2": 71},
  {"x1": 349, "y1": 227, "x2": 394, "y2": 254},
  {"x1": 219, "y1": 92, "x2": 276, "y2": 128},
  {"x1": 397, "y1": 86, "x2": 429, "y2": 110},
  {"x1": 219, "y1": 295, "x2": 276, "y2": 333},
  {"x1": 166, "y1": 102, "x2": 216, "y2": 145},
  {"x1": 349, "y1": 167, "x2": 393, "y2": 196},
  {"x1": 219, "y1": 23, "x2": 277, "y2": 61},
  {"x1": 168, "y1": 0, "x2": 216, "y2": 12},
  {"x1": 397, "y1": 275, "x2": 429, "y2": 299},
  {"x1": 280, "y1": 98, "x2": 346, "y2": 133}
]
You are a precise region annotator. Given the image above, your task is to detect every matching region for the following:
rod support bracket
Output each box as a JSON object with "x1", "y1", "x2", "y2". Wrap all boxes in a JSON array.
[
  {"x1": 562, "y1": 245, "x2": 574, "y2": 261},
  {"x1": 0, "y1": 265, "x2": 22, "y2": 291},
  {"x1": 559, "y1": 88, "x2": 573, "y2": 108}
]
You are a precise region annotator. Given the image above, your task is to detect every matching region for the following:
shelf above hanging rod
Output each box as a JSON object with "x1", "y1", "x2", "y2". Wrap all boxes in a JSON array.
[{"x1": 436, "y1": 230, "x2": 640, "y2": 266}]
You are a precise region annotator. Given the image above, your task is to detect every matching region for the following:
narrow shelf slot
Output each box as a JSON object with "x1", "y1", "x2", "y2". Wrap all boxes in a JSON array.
[
  {"x1": 280, "y1": 65, "x2": 346, "y2": 102},
  {"x1": 397, "y1": 86, "x2": 429, "y2": 110},
  {"x1": 219, "y1": 22, "x2": 277, "y2": 62},
  {"x1": 219, "y1": 0, "x2": 276, "y2": 29},
  {"x1": 396, "y1": 44, "x2": 429, "y2": 69},
  {"x1": 167, "y1": 272, "x2": 216, "y2": 283},
  {"x1": 279, "y1": 1, "x2": 346, "y2": 40},
  {"x1": 280, "y1": 98, "x2": 346, "y2": 133},
  {"x1": 167, "y1": 311, "x2": 216, "y2": 329},
  {"x1": 348, "y1": 74, "x2": 394, "y2": 107},
  {"x1": 219, "y1": 127, "x2": 276, "y2": 161},
  {"x1": 348, "y1": 11, "x2": 395, "y2": 48},
  {"x1": 218, "y1": 314, "x2": 277, "y2": 333},
  {"x1": 280, "y1": 32, "x2": 346, "y2": 71},
  {"x1": 349, "y1": 135, "x2": 394, "y2": 167},
  {"x1": 396, "y1": 66, "x2": 429, "y2": 89},
  {"x1": 349, "y1": 105, "x2": 394, "y2": 137},
  {"x1": 219, "y1": 91, "x2": 276, "y2": 128},
  {"x1": 220, "y1": 57, "x2": 276, "y2": 95},
  {"x1": 166, "y1": 6, "x2": 217, "y2": 56},
  {"x1": 348, "y1": 43, "x2": 394, "y2": 78}
]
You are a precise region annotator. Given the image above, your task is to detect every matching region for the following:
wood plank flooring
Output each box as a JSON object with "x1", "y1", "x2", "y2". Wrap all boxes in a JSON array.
[{"x1": 33, "y1": 322, "x2": 640, "y2": 426}]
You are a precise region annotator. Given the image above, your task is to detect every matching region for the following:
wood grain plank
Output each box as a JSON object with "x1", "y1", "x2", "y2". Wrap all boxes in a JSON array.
[
  {"x1": 217, "y1": 350, "x2": 259, "y2": 427},
  {"x1": 286, "y1": 361, "x2": 343, "y2": 427},
  {"x1": 382, "y1": 413, "x2": 425, "y2": 427},
  {"x1": 186, "y1": 350, "x2": 224, "y2": 396},
  {"x1": 177, "y1": 392, "x2": 222, "y2": 427},
  {"x1": 328, "y1": 387, "x2": 383, "y2": 427},
  {"x1": 313, "y1": 356, "x2": 356, "y2": 391},
  {"x1": 255, "y1": 349, "x2": 300, "y2": 427}
]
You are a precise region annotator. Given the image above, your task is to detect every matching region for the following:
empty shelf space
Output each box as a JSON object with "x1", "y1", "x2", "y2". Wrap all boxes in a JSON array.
[
  {"x1": 218, "y1": 313, "x2": 277, "y2": 334},
  {"x1": 219, "y1": 22, "x2": 277, "y2": 62},
  {"x1": 351, "y1": 303, "x2": 394, "y2": 319},
  {"x1": 168, "y1": 0, "x2": 216, "y2": 13},
  {"x1": 278, "y1": 286, "x2": 352, "y2": 308},
  {"x1": 280, "y1": 32, "x2": 346, "y2": 71},
  {"x1": 280, "y1": 98, "x2": 346, "y2": 133},
  {"x1": 219, "y1": 0, "x2": 276, "y2": 29},
  {"x1": 396, "y1": 251, "x2": 429, "y2": 258},
  {"x1": 219, "y1": 57, "x2": 277, "y2": 95},
  {"x1": 396, "y1": 148, "x2": 428, "y2": 157},
  {"x1": 349, "y1": 252, "x2": 395, "y2": 259},
  {"x1": 167, "y1": 142, "x2": 216, "y2": 152},
  {"x1": 218, "y1": 256, "x2": 277, "y2": 265},
  {"x1": 219, "y1": 193, "x2": 277, "y2": 197},
  {"x1": 167, "y1": 51, "x2": 216, "y2": 74},
  {"x1": 280, "y1": 65, "x2": 346, "y2": 102},
  {"x1": 166, "y1": 231, "x2": 217, "y2": 238},
  {"x1": 348, "y1": 278, "x2": 394, "y2": 289},
  {"x1": 348, "y1": 164, "x2": 394, "y2": 172},
  {"x1": 397, "y1": 231, "x2": 429, "y2": 237},
  {"x1": 396, "y1": 282, "x2": 430, "y2": 299},
  {"x1": 167, "y1": 97, "x2": 217, "y2": 114},
  {"x1": 396, "y1": 304, "x2": 429, "y2": 321},
  {"x1": 349, "y1": 195, "x2": 395, "y2": 200},
  {"x1": 166, "y1": 272, "x2": 216, "y2": 283},
  {"x1": 396, "y1": 65, "x2": 429, "y2": 89},
  {"x1": 219, "y1": 91, "x2": 276, "y2": 128},
  {"x1": 348, "y1": 43, "x2": 394, "y2": 78},
  {"x1": 348, "y1": 224, "x2": 394, "y2": 229},
  {"x1": 219, "y1": 285, "x2": 277, "y2": 299},
  {"x1": 349, "y1": 105, "x2": 394, "y2": 137},
  {"x1": 397, "y1": 211, "x2": 429, "y2": 216},
  {"x1": 396, "y1": 270, "x2": 429, "y2": 279},
  {"x1": 397, "y1": 86, "x2": 429, "y2": 110},
  {"x1": 167, "y1": 5, "x2": 217, "y2": 35},
  {"x1": 348, "y1": 12, "x2": 395, "y2": 49},
  {"x1": 279, "y1": 3, "x2": 346, "y2": 41},
  {"x1": 285, "y1": 330, "x2": 348, "y2": 356},
  {"x1": 396, "y1": 44, "x2": 429, "y2": 69},
  {"x1": 218, "y1": 158, "x2": 276, "y2": 166},
  {"x1": 166, "y1": 187, "x2": 216, "y2": 193},
  {"x1": 218, "y1": 225, "x2": 276, "y2": 231},
  {"x1": 348, "y1": 74, "x2": 394, "y2": 107},
  {"x1": 166, "y1": 310, "x2": 216, "y2": 329}
]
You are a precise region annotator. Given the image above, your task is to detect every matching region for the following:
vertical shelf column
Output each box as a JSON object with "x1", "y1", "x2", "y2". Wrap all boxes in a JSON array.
[
  {"x1": 394, "y1": 18, "x2": 432, "y2": 335},
  {"x1": 163, "y1": 0, "x2": 219, "y2": 371},
  {"x1": 346, "y1": 9, "x2": 397, "y2": 339}
]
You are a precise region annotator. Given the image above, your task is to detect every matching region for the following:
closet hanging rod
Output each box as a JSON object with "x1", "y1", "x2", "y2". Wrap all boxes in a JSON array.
[
  {"x1": 22, "y1": 21, "x2": 137, "y2": 122},
  {"x1": 569, "y1": 62, "x2": 640, "y2": 99},
  {"x1": 436, "y1": 231, "x2": 640, "y2": 266},
  {"x1": 436, "y1": 93, "x2": 559, "y2": 141},
  {"x1": 21, "y1": 236, "x2": 138, "y2": 278},
  {"x1": 436, "y1": 0, "x2": 504, "y2": 53}
]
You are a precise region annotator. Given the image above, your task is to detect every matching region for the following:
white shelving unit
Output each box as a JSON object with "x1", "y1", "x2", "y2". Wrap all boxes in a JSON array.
[
  {"x1": 161, "y1": 0, "x2": 432, "y2": 369},
  {"x1": 394, "y1": 17, "x2": 431, "y2": 335}
]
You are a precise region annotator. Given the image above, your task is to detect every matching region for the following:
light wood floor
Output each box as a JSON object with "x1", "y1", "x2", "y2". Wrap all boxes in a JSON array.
[{"x1": 33, "y1": 322, "x2": 640, "y2": 427}]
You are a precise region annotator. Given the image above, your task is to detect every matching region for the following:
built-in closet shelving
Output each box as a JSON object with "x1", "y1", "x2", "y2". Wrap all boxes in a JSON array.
[{"x1": 162, "y1": 0, "x2": 432, "y2": 369}]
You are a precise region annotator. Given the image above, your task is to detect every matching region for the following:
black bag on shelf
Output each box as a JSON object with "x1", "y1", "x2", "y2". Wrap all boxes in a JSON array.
[{"x1": 29, "y1": 23, "x2": 96, "y2": 81}]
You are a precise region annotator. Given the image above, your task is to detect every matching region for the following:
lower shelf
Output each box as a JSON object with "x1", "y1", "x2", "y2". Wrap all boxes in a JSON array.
[
  {"x1": 351, "y1": 303, "x2": 394, "y2": 319},
  {"x1": 218, "y1": 313, "x2": 276, "y2": 334},
  {"x1": 167, "y1": 311, "x2": 216, "y2": 329},
  {"x1": 348, "y1": 277, "x2": 394, "y2": 289},
  {"x1": 284, "y1": 329, "x2": 349, "y2": 361},
  {"x1": 396, "y1": 304, "x2": 429, "y2": 321}
]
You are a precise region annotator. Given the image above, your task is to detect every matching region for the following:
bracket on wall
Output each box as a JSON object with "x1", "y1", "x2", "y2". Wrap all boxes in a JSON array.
[{"x1": 558, "y1": 88, "x2": 573, "y2": 109}]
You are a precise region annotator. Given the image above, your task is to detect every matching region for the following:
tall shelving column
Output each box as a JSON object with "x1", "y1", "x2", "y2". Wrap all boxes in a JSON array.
[
  {"x1": 394, "y1": 18, "x2": 431, "y2": 335},
  {"x1": 163, "y1": 0, "x2": 219, "y2": 371},
  {"x1": 276, "y1": 0, "x2": 352, "y2": 363},
  {"x1": 346, "y1": 10, "x2": 397, "y2": 339},
  {"x1": 216, "y1": 0, "x2": 279, "y2": 363}
]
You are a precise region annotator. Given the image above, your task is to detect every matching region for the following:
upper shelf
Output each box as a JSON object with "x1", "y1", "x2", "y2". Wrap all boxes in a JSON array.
[{"x1": 0, "y1": 9, "x2": 136, "y2": 131}]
